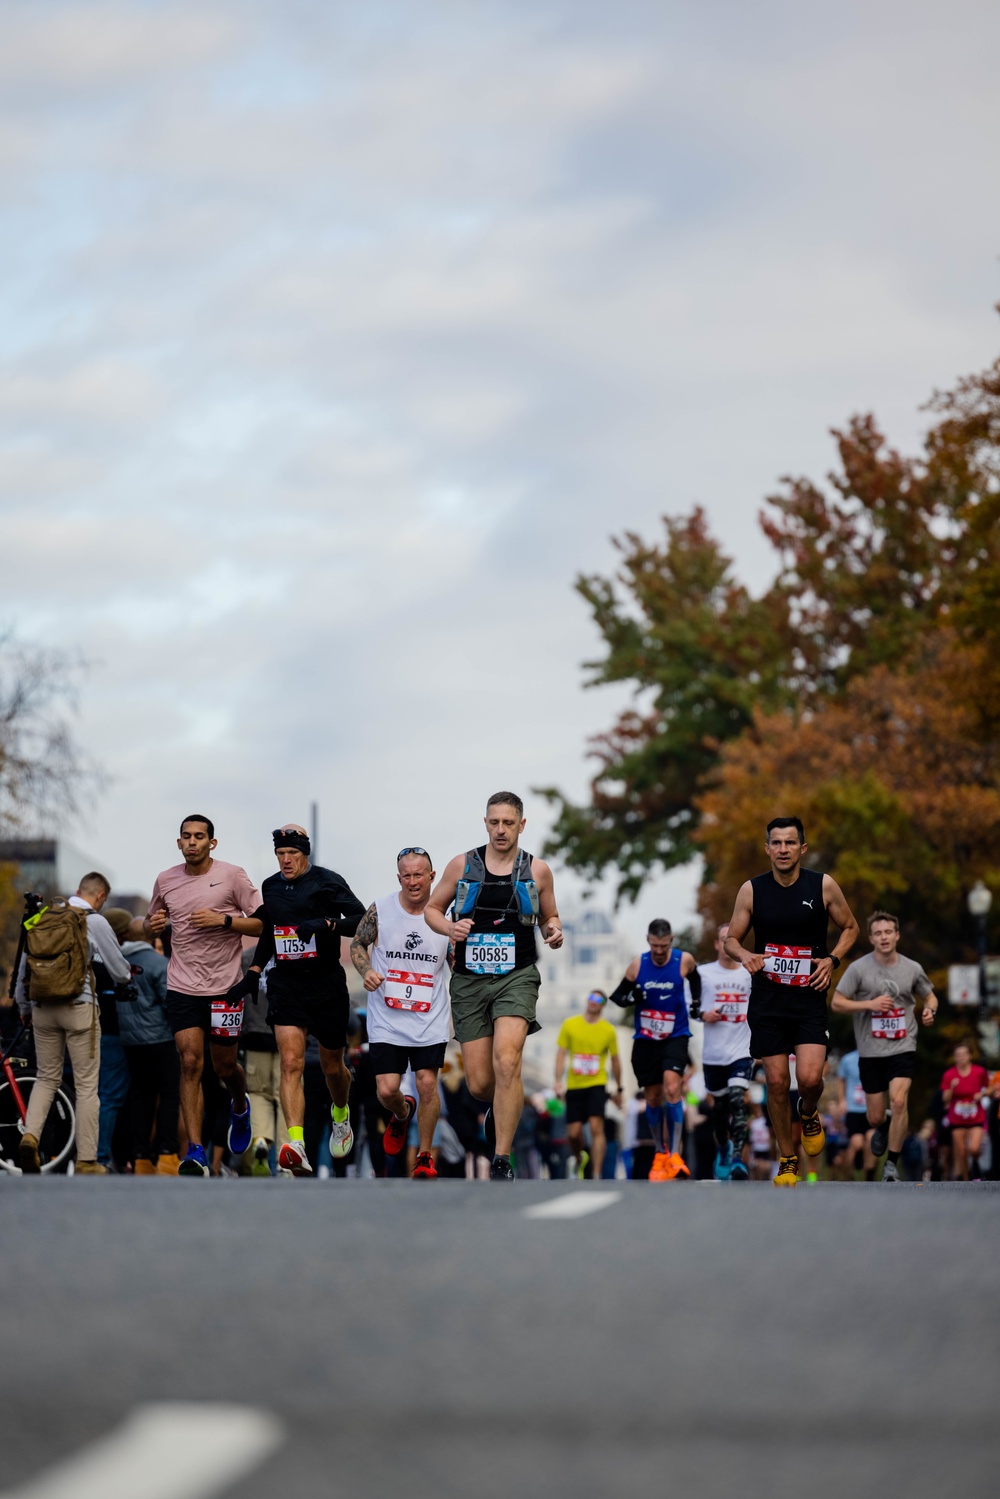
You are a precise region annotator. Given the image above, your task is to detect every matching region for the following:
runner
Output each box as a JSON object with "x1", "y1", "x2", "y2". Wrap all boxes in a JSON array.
[
  {"x1": 350, "y1": 846, "x2": 451, "y2": 1179},
  {"x1": 554, "y1": 990, "x2": 623, "y2": 1179},
  {"x1": 609, "y1": 919, "x2": 701, "y2": 1181},
  {"x1": 724, "y1": 816, "x2": 859, "y2": 1187},
  {"x1": 835, "y1": 1047, "x2": 875, "y2": 1180},
  {"x1": 941, "y1": 1042, "x2": 990, "y2": 1181},
  {"x1": 831, "y1": 911, "x2": 938, "y2": 1182},
  {"x1": 698, "y1": 923, "x2": 753, "y2": 1181},
  {"x1": 145, "y1": 817, "x2": 263, "y2": 1177},
  {"x1": 425, "y1": 792, "x2": 563, "y2": 1182},
  {"x1": 246, "y1": 825, "x2": 366, "y2": 1177}
]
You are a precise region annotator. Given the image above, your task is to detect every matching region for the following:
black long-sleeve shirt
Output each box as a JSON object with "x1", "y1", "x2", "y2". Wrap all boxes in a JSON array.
[{"x1": 252, "y1": 864, "x2": 366, "y2": 999}]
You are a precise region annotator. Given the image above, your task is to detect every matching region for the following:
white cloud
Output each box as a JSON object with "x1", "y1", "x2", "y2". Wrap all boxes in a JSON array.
[{"x1": 0, "y1": 0, "x2": 998, "y2": 948}]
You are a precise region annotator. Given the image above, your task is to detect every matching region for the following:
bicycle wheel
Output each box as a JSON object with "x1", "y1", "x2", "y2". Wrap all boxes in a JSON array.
[{"x1": 0, "y1": 1077, "x2": 76, "y2": 1174}]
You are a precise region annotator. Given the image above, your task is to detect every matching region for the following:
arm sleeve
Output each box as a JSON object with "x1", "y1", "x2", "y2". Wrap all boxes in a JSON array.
[
  {"x1": 327, "y1": 876, "x2": 366, "y2": 940},
  {"x1": 687, "y1": 967, "x2": 702, "y2": 1016},
  {"x1": 609, "y1": 975, "x2": 639, "y2": 1007},
  {"x1": 88, "y1": 914, "x2": 132, "y2": 983},
  {"x1": 251, "y1": 906, "x2": 275, "y2": 969}
]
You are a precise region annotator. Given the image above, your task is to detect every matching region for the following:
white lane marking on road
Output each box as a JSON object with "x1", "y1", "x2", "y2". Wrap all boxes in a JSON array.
[
  {"x1": 3, "y1": 1403, "x2": 285, "y2": 1499},
  {"x1": 523, "y1": 1191, "x2": 621, "y2": 1220}
]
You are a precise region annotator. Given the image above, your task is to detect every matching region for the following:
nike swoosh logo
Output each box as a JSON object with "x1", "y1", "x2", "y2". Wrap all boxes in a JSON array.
[{"x1": 209, "y1": 882, "x2": 222, "y2": 887}]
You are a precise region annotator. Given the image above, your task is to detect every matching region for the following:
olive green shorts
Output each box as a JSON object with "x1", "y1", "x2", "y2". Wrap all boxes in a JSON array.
[{"x1": 449, "y1": 964, "x2": 542, "y2": 1043}]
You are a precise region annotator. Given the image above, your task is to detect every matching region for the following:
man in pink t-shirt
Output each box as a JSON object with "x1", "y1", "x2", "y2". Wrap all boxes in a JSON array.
[{"x1": 145, "y1": 814, "x2": 263, "y2": 1177}]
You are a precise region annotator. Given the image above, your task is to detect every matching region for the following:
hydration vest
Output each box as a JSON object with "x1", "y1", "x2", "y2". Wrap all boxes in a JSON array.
[{"x1": 453, "y1": 847, "x2": 539, "y2": 927}]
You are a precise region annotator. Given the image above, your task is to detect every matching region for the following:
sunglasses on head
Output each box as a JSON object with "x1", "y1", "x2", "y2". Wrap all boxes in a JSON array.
[{"x1": 397, "y1": 846, "x2": 431, "y2": 862}]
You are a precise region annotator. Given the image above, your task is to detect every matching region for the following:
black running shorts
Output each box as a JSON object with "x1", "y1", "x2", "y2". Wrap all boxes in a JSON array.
[
  {"x1": 266, "y1": 985, "x2": 350, "y2": 1051},
  {"x1": 845, "y1": 1111, "x2": 870, "y2": 1137},
  {"x1": 703, "y1": 1059, "x2": 753, "y2": 1095},
  {"x1": 368, "y1": 1040, "x2": 448, "y2": 1076},
  {"x1": 747, "y1": 982, "x2": 829, "y2": 1059},
  {"x1": 565, "y1": 1085, "x2": 607, "y2": 1125},
  {"x1": 858, "y1": 1050, "x2": 916, "y2": 1096},
  {"x1": 631, "y1": 1035, "x2": 690, "y2": 1086},
  {"x1": 165, "y1": 989, "x2": 241, "y2": 1046}
]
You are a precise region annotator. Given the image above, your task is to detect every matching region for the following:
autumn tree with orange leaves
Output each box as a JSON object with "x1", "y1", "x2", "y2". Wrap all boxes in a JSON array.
[{"x1": 540, "y1": 321, "x2": 1000, "y2": 975}]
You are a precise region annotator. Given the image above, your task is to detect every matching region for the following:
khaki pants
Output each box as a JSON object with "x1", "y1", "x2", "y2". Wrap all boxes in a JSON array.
[
  {"x1": 246, "y1": 1050, "x2": 289, "y2": 1150},
  {"x1": 26, "y1": 1002, "x2": 101, "y2": 1162}
]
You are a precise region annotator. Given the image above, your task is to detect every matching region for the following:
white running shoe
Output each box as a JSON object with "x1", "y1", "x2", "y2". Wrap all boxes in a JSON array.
[
  {"x1": 277, "y1": 1140, "x2": 313, "y2": 1176},
  {"x1": 329, "y1": 1114, "x2": 354, "y2": 1159}
]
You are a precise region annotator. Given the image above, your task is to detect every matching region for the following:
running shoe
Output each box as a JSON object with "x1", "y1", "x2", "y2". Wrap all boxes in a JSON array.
[
  {"x1": 648, "y1": 1151, "x2": 674, "y2": 1181},
  {"x1": 412, "y1": 1152, "x2": 438, "y2": 1179},
  {"x1": 18, "y1": 1132, "x2": 40, "y2": 1175},
  {"x1": 75, "y1": 1161, "x2": 108, "y2": 1175},
  {"x1": 870, "y1": 1118, "x2": 890, "y2": 1159},
  {"x1": 489, "y1": 1154, "x2": 515, "y2": 1181},
  {"x1": 178, "y1": 1143, "x2": 210, "y2": 1177},
  {"x1": 383, "y1": 1096, "x2": 415, "y2": 1157},
  {"x1": 714, "y1": 1142, "x2": 734, "y2": 1181},
  {"x1": 228, "y1": 1099, "x2": 252, "y2": 1156},
  {"x1": 797, "y1": 1100, "x2": 826, "y2": 1157},
  {"x1": 251, "y1": 1138, "x2": 271, "y2": 1177},
  {"x1": 664, "y1": 1151, "x2": 691, "y2": 1180},
  {"x1": 329, "y1": 1111, "x2": 354, "y2": 1159},
  {"x1": 773, "y1": 1154, "x2": 799, "y2": 1187},
  {"x1": 729, "y1": 1157, "x2": 750, "y2": 1181},
  {"x1": 881, "y1": 1160, "x2": 900, "y2": 1182},
  {"x1": 576, "y1": 1149, "x2": 590, "y2": 1180},
  {"x1": 277, "y1": 1140, "x2": 313, "y2": 1176}
]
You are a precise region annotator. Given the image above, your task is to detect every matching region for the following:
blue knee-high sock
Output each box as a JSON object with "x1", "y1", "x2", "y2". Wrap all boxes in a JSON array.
[
  {"x1": 645, "y1": 1104, "x2": 666, "y2": 1151},
  {"x1": 666, "y1": 1101, "x2": 684, "y2": 1154}
]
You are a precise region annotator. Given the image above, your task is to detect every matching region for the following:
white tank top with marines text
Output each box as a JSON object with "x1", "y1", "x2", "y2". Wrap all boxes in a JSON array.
[{"x1": 367, "y1": 893, "x2": 451, "y2": 1046}]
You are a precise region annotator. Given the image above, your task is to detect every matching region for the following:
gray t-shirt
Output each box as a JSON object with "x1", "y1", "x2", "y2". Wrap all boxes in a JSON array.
[{"x1": 837, "y1": 951, "x2": 933, "y2": 1057}]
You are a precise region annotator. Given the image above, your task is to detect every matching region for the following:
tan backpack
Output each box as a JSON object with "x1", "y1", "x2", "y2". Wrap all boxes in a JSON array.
[{"x1": 24, "y1": 898, "x2": 94, "y2": 1002}]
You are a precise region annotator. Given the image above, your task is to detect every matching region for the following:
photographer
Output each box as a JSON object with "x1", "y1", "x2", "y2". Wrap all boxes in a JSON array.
[{"x1": 15, "y1": 872, "x2": 131, "y2": 1175}]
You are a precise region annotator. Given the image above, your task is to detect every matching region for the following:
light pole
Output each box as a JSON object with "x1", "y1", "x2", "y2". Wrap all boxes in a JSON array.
[{"x1": 967, "y1": 880, "x2": 992, "y2": 1019}]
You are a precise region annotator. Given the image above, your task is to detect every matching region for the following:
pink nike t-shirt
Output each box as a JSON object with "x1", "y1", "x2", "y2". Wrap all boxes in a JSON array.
[{"x1": 148, "y1": 859, "x2": 262, "y2": 996}]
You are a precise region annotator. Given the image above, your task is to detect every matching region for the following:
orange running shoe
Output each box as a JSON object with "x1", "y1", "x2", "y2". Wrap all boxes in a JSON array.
[
  {"x1": 648, "y1": 1151, "x2": 672, "y2": 1181},
  {"x1": 664, "y1": 1151, "x2": 690, "y2": 1179}
]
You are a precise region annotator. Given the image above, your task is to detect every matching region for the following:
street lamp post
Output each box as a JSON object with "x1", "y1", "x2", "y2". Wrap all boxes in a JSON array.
[{"x1": 967, "y1": 880, "x2": 992, "y2": 1019}]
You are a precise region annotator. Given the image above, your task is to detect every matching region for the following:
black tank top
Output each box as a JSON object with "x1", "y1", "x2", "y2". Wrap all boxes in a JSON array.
[
  {"x1": 454, "y1": 846, "x2": 538, "y2": 976},
  {"x1": 750, "y1": 867, "x2": 828, "y2": 960}
]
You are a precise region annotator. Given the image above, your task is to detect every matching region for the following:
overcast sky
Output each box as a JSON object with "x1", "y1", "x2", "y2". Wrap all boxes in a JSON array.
[{"x1": 2, "y1": 0, "x2": 999, "y2": 944}]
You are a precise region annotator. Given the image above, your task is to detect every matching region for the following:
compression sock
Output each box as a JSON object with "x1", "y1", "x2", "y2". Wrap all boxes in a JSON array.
[
  {"x1": 645, "y1": 1105, "x2": 666, "y2": 1152},
  {"x1": 332, "y1": 1104, "x2": 349, "y2": 1124},
  {"x1": 887, "y1": 1149, "x2": 900, "y2": 1166},
  {"x1": 666, "y1": 1101, "x2": 685, "y2": 1155},
  {"x1": 288, "y1": 1126, "x2": 305, "y2": 1144}
]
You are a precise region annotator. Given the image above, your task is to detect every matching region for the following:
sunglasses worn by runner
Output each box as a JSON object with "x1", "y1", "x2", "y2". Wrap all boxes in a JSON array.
[{"x1": 397, "y1": 846, "x2": 432, "y2": 863}]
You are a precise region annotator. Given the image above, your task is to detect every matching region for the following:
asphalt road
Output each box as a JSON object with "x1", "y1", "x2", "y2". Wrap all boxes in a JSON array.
[{"x1": 1, "y1": 1179, "x2": 997, "y2": 1499}]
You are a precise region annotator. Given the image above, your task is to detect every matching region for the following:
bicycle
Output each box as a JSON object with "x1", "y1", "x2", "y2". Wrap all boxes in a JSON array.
[{"x1": 0, "y1": 1022, "x2": 76, "y2": 1174}]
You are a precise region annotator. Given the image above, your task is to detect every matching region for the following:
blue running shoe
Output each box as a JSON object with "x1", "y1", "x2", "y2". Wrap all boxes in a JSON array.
[
  {"x1": 178, "y1": 1143, "x2": 210, "y2": 1177},
  {"x1": 713, "y1": 1142, "x2": 734, "y2": 1181},
  {"x1": 228, "y1": 1099, "x2": 252, "y2": 1155},
  {"x1": 730, "y1": 1157, "x2": 750, "y2": 1181}
]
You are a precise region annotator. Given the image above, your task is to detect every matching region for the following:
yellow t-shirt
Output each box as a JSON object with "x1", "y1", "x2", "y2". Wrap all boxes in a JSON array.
[{"x1": 557, "y1": 1014, "x2": 619, "y2": 1090}]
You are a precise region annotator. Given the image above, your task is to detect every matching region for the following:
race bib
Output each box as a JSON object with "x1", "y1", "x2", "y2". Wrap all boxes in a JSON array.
[
  {"x1": 716, "y1": 991, "x2": 749, "y2": 1023},
  {"x1": 871, "y1": 1007, "x2": 906, "y2": 1041},
  {"x1": 571, "y1": 1052, "x2": 601, "y2": 1077},
  {"x1": 465, "y1": 933, "x2": 515, "y2": 976},
  {"x1": 274, "y1": 925, "x2": 318, "y2": 961},
  {"x1": 210, "y1": 995, "x2": 244, "y2": 1040},
  {"x1": 384, "y1": 967, "x2": 434, "y2": 1013},
  {"x1": 639, "y1": 1009, "x2": 675, "y2": 1039},
  {"x1": 952, "y1": 1098, "x2": 979, "y2": 1121},
  {"x1": 763, "y1": 944, "x2": 813, "y2": 986}
]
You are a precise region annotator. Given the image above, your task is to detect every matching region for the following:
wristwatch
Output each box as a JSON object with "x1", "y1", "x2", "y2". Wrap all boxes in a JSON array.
[
  {"x1": 223, "y1": 914, "x2": 233, "y2": 930},
  {"x1": 828, "y1": 955, "x2": 840, "y2": 970}
]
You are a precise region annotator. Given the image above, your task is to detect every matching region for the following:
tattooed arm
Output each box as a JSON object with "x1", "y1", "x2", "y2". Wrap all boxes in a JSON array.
[{"x1": 350, "y1": 903, "x2": 384, "y2": 992}]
